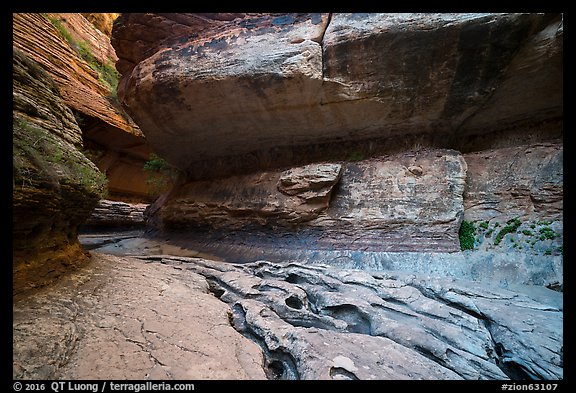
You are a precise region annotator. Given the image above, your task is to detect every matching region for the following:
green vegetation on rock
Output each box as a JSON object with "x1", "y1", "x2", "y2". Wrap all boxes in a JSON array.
[
  {"x1": 539, "y1": 227, "x2": 557, "y2": 241},
  {"x1": 13, "y1": 116, "x2": 107, "y2": 198},
  {"x1": 494, "y1": 217, "x2": 521, "y2": 246},
  {"x1": 459, "y1": 220, "x2": 476, "y2": 251},
  {"x1": 143, "y1": 153, "x2": 180, "y2": 196},
  {"x1": 44, "y1": 14, "x2": 119, "y2": 95}
]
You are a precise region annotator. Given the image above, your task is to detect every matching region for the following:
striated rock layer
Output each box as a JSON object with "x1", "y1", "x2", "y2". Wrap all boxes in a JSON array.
[
  {"x1": 13, "y1": 13, "x2": 137, "y2": 137},
  {"x1": 112, "y1": 12, "x2": 562, "y2": 260},
  {"x1": 463, "y1": 142, "x2": 563, "y2": 223},
  {"x1": 113, "y1": 13, "x2": 562, "y2": 178},
  {"x1": 157, "y1": 149, "x2": 467, "y2": 252},
  {"x1": 13, "y1": 13, "x2": 152, "y2": 200},
  {"x1": 13, "y1": 48, "x2": 107, "y2": 297},
  {"x1": 82, "y1": 199, "x2": 148, "y2": 228}
]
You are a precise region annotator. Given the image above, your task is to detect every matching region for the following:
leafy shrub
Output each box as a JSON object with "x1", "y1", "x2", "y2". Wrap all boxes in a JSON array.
[
  {"x1": 459, "y1": 220, "x2": 475, "y2": 251},
  {"x1": 143, "y1": 153, "x2": 179, "y2": 196},
  {"x1": 494, "y1": 217, "x2": 521, "y2": 246},
  {"x1": 539, "y1": 227, "x2": 557, "y2": 240}
]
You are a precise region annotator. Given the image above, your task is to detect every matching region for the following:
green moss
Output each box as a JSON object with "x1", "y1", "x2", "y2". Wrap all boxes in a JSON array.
[
  {"x1": 44, "y1": 14, "x2": 74, "y2": 44},
  {"x1": 485, "y1": 228, "x2": 494, "y2": 238},
  {"x1": 494, "y1": 217, "x2": 521, "y2": 246},
  {"x1": 459, "y1": 220, "x2": 476, "y2": 251},
  {"x1": 479, "y1": 221, "x2": 489, "y2": 230},
  {"x1": 13, "y1": 116, "x2": 107, "y2": 198},
  {"x1": 522, "y1": 230, "x2": 533, "y2": 236},
  {"x1": 537, "y1": 220, "x2": 551, "y2": 226}
]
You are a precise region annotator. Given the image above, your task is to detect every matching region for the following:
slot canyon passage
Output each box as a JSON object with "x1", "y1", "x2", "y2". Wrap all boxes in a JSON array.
[{"x1": 12, "y1": 13, "x2": 564, "y2": 381}]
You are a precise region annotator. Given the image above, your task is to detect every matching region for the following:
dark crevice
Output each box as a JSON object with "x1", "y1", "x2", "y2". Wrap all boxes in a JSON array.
[
  {"x1": 329, "y1": 366, "x2": 359, "y2": 380},
  {"x1": 483, "y1": 319, "x2": 534, "y2": 380},
  {"x1": 204, "y1": 278, "x2": 300, "y2": 380},
  {"x1": 409, "y1": 283, "x2": 488, "y2": 321},
  {"x1": 229, "y1": 303, "x2": 300, "y2": 380},
  {"x1": 285, "y1": 295, "x2": 303, "y2": 309},
  {"x1": 321, "y1": 304, "x2": 372, "y2": 335},
  {"x1": 319, "y1": 13, "x2": 332, "y2": 81}
]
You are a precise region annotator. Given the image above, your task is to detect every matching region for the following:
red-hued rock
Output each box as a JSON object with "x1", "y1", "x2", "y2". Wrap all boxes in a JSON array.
[
  {"x1": 13, "y1": 13, "x2": 138, "y2": 135},
  {"x1": 158, "y1": 149, "x2": 467, "y2": 252},
  {"x1": 13, "y1": 13, "x2": 153, "y2": 200},
  {"x1": 463, "y1": 142, "x2": 563, "y2": 223},
  {"x1": 112, "y1": 13, "x2": 562, "y2": 175},
  {"x1": 13, "y1": 48, "x2": 107, "y2": 297}
]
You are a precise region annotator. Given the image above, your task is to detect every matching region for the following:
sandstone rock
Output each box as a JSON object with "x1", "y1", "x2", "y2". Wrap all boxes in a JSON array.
[
  {"x1": 463, "y1": 142, "x2": 563, "y2": 223},
  {"x1": 82, "y1": 232, "x2": 563, "y2": 289},
  {"x1": 158, "y1": 148, "x2": 467, "y2": 252},
  {"x1": 146, "y1": 257, "x2": 562, "y2": 380},
  {"x1": 113, "y1": 13, "x2": 562, "y2": 175},
  {"x1": 160, "y1": 161, "x2": 342, "y2": 230},
  {"x1": 13, "y1": 13, "x2": 152, "y2": 200},
  {"x1": 13, "y1": 48, "x2": 107, "y2": 297},
  {"x1": 81, "y1": 13, "x2": 119, "y2": 37},
  {"x1": 13, "y1": 13, "x2": 139, "y2": 136},
  {"x1": 278, "y1": 163, "x2": 342, "y2": 199},
  {"x1": 13, "y1": 253, "x2": 267, "y2": 380},
  {"x1": 83, "y1": 199, "x2": 148, "y2": 228},
  {"x1": 111, "y1": 13, "x2": 248, "y2": 75}
]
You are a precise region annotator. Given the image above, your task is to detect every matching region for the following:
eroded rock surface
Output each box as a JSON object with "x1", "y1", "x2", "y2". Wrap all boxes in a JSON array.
[
  {"x1": 13, "y1": 48, "x2": 107, "y2": 297},
  {"x1": 83, "y1": 199, "x2": 148, "y2": 228},
  {"x1": 13, "y1": 13, "x2": 138, "y2": 136},
  {"x1": 13, "y1": 253, "x2": 267, "y2": 380},
  {"x1": 14, "y1": 251, "x2": 562, "y2": 381},
  {"x1": 157, "y1": 149, "x2": 466, "y2": 252},
  {"x1": 113, "y1": 13, "x2": 562, "y2": 177},
  {"x1": 13, "y1": 13, "x2": 152, "y2": 201},
  {"x1": 134, "y1": 256, "x2": 563, "y2": 380},
  {"x1": 463, "y1": 142, "x2": 563, "y2": 223}
]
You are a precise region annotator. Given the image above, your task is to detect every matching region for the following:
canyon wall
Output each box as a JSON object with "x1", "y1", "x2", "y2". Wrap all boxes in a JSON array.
[
  {"x1": 113, "y1": 12, "x2": 562, "y2": 262},
  {"x1": 12, "y1": 13, "x2": 159, "y2": 295},
  {"x1": 113, "y1": 13, "x2": 562, "y2": 178},
  {"x1": 13, "y1": 13, "x2": 152, "y2": 201},
  {"x1": 13, "y1": 48, "x2": 107, "y2": 297}
]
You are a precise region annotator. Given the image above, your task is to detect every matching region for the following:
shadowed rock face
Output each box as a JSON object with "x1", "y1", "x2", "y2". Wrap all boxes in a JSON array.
[
  {"x1": 157, "y1": 149, "x2": 467, "y2": 252},
  {"x1": 13, "y1": 48, "x2": 107, "y2": 297},
  {"x1": 463, "y1": 142, "x2": 563, "y2": 223},
  {"x1": 82, "y1": 199, "x2": 148, "y2": 228},
  {"x1": 112, "y1": 13, "x2": 562, "y2": 175}
]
